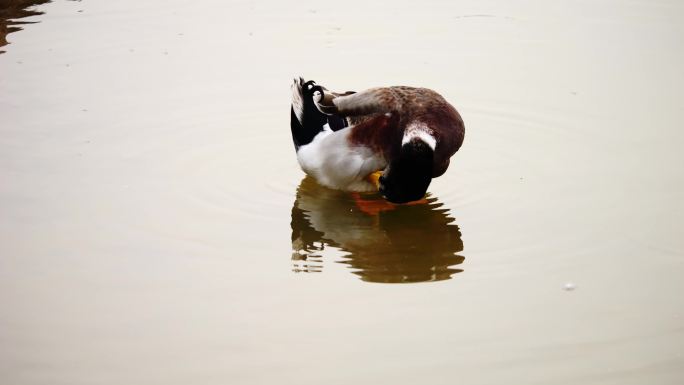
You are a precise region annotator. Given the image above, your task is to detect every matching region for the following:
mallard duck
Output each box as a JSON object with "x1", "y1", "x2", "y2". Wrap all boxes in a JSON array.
[{"x1": 290, "y1": 77, "x2": 465, "y2": 203}]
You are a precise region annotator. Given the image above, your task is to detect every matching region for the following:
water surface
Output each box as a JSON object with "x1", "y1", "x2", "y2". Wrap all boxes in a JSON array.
[{"x1": 1, "y1": 1, "x2": 683, "y2": 384}]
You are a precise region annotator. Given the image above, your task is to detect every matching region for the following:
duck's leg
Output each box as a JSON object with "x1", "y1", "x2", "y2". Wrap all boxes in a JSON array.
[{"x1": 314, "y1": 87, "x2": 400, "y2": 117}]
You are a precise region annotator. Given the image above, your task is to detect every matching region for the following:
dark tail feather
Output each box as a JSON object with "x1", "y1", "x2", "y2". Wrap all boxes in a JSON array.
[
  {"x1": 290, "y1": 77, "x2": 348, "y2": 151},
  {"x1": 290, "y1": 77, "x2": 327, "y2": 151}
]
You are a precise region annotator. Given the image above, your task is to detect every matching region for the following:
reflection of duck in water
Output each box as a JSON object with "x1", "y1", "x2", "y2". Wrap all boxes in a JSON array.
[
  {"x1": 290, "y1": 77, "x2": 465, "y2": 203},
  {"x1": 291, "y1": 177, "x2": 464, "y2": 283},
  {"x1": 0, "y1": 0, "x2": 50, "y2": 52}
]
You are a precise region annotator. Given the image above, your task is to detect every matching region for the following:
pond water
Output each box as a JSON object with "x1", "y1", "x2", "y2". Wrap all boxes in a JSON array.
[{"x1": 1, "y1": 1, "x2": 683, "y2": 384}]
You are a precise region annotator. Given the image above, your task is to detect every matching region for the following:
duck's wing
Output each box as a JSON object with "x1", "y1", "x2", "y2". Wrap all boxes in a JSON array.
[{"x1": 314, "y1": 87, "x2": 400, "y2": 117}]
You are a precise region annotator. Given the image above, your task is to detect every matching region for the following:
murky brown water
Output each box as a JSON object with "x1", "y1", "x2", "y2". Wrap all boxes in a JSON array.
[{"x1": 1, "y1": 1, "x2": 683, "y2": 384}]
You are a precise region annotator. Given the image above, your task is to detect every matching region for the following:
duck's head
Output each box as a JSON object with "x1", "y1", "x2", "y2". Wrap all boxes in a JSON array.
[{"x1": 379, "y1": 137, "x2": 434, "y2": 204}]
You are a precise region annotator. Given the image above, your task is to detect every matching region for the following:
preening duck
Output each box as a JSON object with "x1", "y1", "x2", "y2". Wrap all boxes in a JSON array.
[{"x1": 290, "y1": 77, "x2": 465, "y2": 203}]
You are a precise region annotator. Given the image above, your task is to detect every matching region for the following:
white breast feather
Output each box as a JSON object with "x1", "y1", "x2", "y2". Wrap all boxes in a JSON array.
[{"x1": 297, "y1": 128, "x2": 386, "y2": 192}]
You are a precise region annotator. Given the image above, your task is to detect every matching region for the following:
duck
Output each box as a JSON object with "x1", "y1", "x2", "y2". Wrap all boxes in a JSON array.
[{"x1": 290, "y1": 77, "x2": 465, "y2": 203}]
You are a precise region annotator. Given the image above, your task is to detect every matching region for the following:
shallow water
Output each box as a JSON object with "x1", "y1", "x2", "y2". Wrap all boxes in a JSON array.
[{"x1": 1, "y1": 0, "x2": 683, "y2": 384}]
